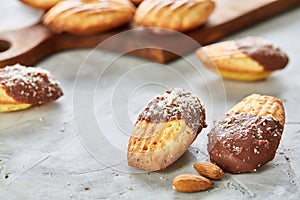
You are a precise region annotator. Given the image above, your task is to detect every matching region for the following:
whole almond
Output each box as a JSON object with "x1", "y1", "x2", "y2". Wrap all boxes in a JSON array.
[
  {"x1": 193, "y1": 162, "x2": 224, "y2": 180},
  {"x1": 172, "y1": 174, "x2": 213, "y2": 192}
]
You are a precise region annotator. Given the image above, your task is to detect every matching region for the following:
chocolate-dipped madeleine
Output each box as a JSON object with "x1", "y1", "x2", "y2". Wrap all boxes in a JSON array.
[
  {"x1": 207, "y1": 94, "x2": 285, "y2": 173},
  {"x1": 196, "y1": 37, "x2": 289, "y2": 81},
  {"x1": 0, "y1": 64, "x2": 63, "y2": 112},
  {"x1": 128, "y1": 88, "x2": 207, "y2": 171}
]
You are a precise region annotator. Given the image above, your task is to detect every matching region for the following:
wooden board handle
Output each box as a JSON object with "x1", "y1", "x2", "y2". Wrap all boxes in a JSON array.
[
  {"x1": 0, "y1": 22, "x2": 54, "y2": 67},
  {"x1": 0, "y1": 22, "x2": 127, "y2": 68}
]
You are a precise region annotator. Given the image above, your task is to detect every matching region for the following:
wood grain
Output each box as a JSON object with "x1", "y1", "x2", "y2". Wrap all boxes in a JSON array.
[{"x1": 0, "y1": 0, "x2": 299, "y2": 68}]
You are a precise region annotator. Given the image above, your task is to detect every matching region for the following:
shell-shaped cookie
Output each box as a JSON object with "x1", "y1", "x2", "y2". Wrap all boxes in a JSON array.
[
  {"x1": 196, "y1": 37, "x2": 289, "y2": 81},
  {"x1": 207, "y1": 94, "x2": 285, "y2": 173},
  {"x1": 127, "y1": 88, "x2": 207, "y2": 171},
  {"x1": 134, "y1": 0, "x2": 215, "y2": 32},
  {"x1": 43, "y1": 0, "x2": 136, "y2": 34},
  {"x1": 0, "y1": 64, "x2": 63, "y2": 112}
]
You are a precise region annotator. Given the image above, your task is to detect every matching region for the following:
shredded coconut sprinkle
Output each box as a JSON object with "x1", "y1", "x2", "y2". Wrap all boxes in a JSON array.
[
  {"x1": 0, "y1": 64, "x2": 63, "y2": 105},
  {"x1": 138, "y1": 88, "x2": 206, "y2": 133}
]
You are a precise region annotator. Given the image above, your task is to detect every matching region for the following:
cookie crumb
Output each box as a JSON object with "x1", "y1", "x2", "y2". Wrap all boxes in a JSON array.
[
  {"x1": 128, "y1": 186, "x2": 133, "y2": 191},
  {"x1": 4, "y1": 173, "x2": 9, "y2": 179}
]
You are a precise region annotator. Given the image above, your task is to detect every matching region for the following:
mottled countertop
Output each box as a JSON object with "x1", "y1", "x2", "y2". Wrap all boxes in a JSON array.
[{"x1": 0, "y1": 1, "x2": 300, "y2": 199}]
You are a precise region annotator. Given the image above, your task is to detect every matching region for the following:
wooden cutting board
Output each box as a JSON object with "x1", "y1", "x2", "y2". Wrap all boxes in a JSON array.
[{"x1": 0, "y1": 0, "x2": 299, "y2": 68}]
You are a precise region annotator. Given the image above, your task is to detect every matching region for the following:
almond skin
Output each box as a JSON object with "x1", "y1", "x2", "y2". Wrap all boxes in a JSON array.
[
  {"x1": 193, "y1": 162, "x2": 224, "y2": 180},
  {"x1": 172, "y1": 174, "x2": 213, "y2": 192}
]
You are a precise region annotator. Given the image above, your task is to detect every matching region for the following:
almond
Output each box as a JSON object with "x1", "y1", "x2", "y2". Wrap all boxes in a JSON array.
[
  {"x1": 193, "y1": 162, "x2": 224, "y2": 180},
  {"x1": 172, "y1": 174, "x2": 213, "y2": 193}
]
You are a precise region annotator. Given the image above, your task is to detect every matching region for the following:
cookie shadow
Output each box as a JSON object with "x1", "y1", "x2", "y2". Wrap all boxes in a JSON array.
[
  {"x1": 200, "y1": 75, "x2": 286, "y2": 109},
  {"x1": 159, "y1": 150, "x2": 198, "y2": 174}
]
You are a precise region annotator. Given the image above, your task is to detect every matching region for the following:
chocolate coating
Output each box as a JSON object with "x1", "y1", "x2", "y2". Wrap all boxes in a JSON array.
[
  {"x1": 236, "y1": 37, "x2": 288, "y2": 71},
  {"x1": 137, "y1": 88, "x2": 207, "y2": 134},
  {"x1": 0, "y1": 64, "x2": 63, "y2": 105},
  {"x1": 207, "y1": 112, "x2": 283, "y2": 174}
]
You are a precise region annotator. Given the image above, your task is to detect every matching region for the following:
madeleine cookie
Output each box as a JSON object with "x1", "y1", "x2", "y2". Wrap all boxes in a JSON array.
[
  {"x1": 43, "y1": 0, "x2": 136, "y2": 35},
  {"x1": 0, "y1": 64, "x2": 63, "y2": 112},
  {"x1": 134, "y1": 0, "x2": 215, "y2": 32},
  {"x1": 127, "y1": 88, "x2": 207, "y2": 171},
  {"x1": 207, "y1": 94, "x2": 285, "y2": 174},
  {"x1": 20, "y1": 0, "x2": 61, "y2": 10},
  {"x1": 196, "y1": 37, "x2": 289, "y2": 81}
]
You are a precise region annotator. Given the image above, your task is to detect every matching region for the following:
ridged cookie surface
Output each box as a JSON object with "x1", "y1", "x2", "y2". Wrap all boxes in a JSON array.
[
  {"x1": 229, "y1": 94, "x2": 285, "y2": 126},
  {"x1": 43, "y1": 0, "x2": 136, "y2": 34},
  {"x1": 208, "y1": 94, "x2": 285, "y2": 173},
  {"x1": 196, "y1": 37, "x2": 288, "y2": 81},
  {"x1": 128, "y1": 88, "x2": 207, "y2": 171},
  {"x1": 134, "y1": 0, "x2": 215, "y2": 32}
]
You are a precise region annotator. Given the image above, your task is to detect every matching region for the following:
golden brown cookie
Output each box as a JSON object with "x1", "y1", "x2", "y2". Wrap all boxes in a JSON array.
[
  {"x1": 196, "y1": 37, "x2": 289, "y2": 81},
  {"x1": 207, "y1": 94, "x2": 285, "y2": 173},
  {"x1": 127, "y1": 88, "x2": 207, "y2": 171},
  {"x1": 43, "y1": 0, "x2": 136, "y2": 35},
  {"x1": 0, "y1": 64, "x2": 63, "y2": 112},
  {"x1": 20, "y1": 0, "x2": 61, "y2": 10},
  {"x1": 134, "y1": 0, "x2": 215, "y2": 32}
]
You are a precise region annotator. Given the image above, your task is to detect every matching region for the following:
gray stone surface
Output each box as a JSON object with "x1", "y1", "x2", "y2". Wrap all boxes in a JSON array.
[{"x1": 0, "y1": 1, "x2": 300, "y2": 199}]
